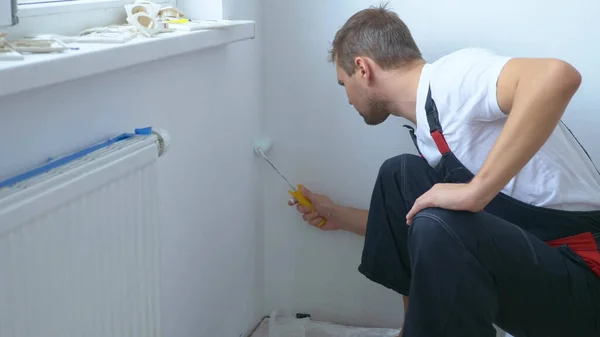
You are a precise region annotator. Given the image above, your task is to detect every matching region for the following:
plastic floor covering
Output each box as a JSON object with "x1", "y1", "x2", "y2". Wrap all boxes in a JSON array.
[
  {"x1": 249, "y1": 312, "x2": 401, "y2": 337},
  {"x1": 247, "y1": 311, "x2": 510, "y2": 337}
]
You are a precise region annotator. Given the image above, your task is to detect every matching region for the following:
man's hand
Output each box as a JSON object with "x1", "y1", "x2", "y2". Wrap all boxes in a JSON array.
[
  {"x1": 289, "y1": 185, "x2": 369, "y2": 236},
  {"x1": 288, "y1": 185, "x2": 344, "y2": 231},
  {"x1": 405, "y1": 182, "x2": 486, "y2": 224}
]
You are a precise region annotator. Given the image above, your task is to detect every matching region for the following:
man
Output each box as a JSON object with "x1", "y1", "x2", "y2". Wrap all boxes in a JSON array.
[{"x1": 289, "y1": 4, "x2": 600, "y2": 337}]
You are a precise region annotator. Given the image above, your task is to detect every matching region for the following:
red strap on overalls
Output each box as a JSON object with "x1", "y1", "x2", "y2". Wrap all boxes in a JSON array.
[
  {"x1": 546, "y1": 233, "x2": 600, "y2": 277},
  {"x1": 425, "y1": 87, "x2": 451, "y2": 155},
  {"x1": 431, "y1": 130, "x2": 451, "y2": 155}
]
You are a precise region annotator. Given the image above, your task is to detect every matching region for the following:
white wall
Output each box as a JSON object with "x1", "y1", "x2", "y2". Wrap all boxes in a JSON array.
[
  {"x1": 261, "y1": 0, "x2": 600, "y2": 330},
  {"x1": 3, "y1": 0, "x2": 599, "y2": 334},
  {"x1": 0, "y1": 1, "x2": 264, "y2": 336}
]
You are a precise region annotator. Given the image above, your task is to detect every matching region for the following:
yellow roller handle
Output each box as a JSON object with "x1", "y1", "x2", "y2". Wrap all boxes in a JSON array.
[{"x1": 289, "y1": 185, "x2": 326, "y2": 228}]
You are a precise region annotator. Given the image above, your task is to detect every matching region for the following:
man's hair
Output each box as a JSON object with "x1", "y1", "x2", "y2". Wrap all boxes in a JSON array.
[{"x1": 329, "y1": 3, "x2": 422, "y2": 75}]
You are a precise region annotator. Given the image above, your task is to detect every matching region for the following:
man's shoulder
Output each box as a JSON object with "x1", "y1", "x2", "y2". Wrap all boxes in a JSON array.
[
  {"x1": 437, "y1": 47, "x2": 502, "y2": 60},
  {"x1": 441, "y1": 47, "x2": 499, "y2": 58},
  {"x1": 431, "y1": 47, "x2": 507, "y2": 77},
  {"x1": 427, "y1": 47, "x2": 512, "y2": 122}
]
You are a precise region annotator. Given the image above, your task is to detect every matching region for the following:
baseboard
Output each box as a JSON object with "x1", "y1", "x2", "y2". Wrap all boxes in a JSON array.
[{"x1": 242, "y1": 316, "x2": 269, "y2": 337}]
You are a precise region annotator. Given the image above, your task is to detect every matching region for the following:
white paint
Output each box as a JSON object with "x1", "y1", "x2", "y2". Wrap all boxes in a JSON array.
[
  {"x1": 0, "y1": 1, "x2": 263, "y2": 336},
  {"x1": 261, "y1": 0, "x2": 600, "y2": 332},
  {"x1": 0, "y1": 21, "x2": 254, "y2": 98},
  {"x1": 253, "y1": 136, "x2": 273, "y2": 155}
]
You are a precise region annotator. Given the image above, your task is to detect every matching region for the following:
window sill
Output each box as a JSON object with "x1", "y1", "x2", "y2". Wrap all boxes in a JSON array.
[{"x1": 0, "y1": 20, "x2": 254, "y2": 98}]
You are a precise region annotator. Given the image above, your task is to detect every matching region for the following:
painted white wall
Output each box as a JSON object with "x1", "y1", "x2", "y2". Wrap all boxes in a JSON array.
[
  {"x1": 3, "y1": 0, "x2": 599, "y2": 335},
  {"x1": 182, "y1": 0, "x2": 222, "y2": 20},
  {"x1": 261, "y1": 0, "x2": 600, "y2": 331},
  {"x1": 0, "y1": 1, "x2": 263, "y2": 336}
]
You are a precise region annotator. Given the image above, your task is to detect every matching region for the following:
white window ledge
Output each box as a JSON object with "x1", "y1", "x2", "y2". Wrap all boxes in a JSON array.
[{"x1": 0, "y1": 20, "x2": 254, "y2": 98}]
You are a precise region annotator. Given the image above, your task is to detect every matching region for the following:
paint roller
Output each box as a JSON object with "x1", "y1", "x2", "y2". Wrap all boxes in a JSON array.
[{"x1": 253, "y1": 137, "x2": 326, "y2": 227}]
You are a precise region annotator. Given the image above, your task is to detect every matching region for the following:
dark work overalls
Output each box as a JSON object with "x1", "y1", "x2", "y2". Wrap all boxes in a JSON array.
[{"x1": 358, "y1": 86, "x2": 600, "y2": 337}]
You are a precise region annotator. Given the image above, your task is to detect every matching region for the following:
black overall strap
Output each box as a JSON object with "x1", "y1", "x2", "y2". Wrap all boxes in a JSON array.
[
  {"x1": 403, "y1": 125, "x2": 423, "y2": 158},
  {"x1": 425, "y1": 85, "x2": 451, "y2": 155}
]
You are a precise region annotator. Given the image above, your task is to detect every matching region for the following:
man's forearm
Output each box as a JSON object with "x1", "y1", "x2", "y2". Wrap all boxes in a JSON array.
[
  {"x1": 333, "y1": 205, "x2": 368, "y2": 236},
  {"x1": 470, "y1": 59, "x2": 582, "y2": 207}
]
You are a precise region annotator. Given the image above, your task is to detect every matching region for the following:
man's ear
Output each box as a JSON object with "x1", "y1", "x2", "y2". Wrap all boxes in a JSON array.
[{"x1": 354, "y1": 56, "x2": 373, "y2": 84}]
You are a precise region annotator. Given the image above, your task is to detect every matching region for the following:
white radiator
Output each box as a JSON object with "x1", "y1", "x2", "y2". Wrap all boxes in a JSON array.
[{"x1": 0, "y1": 127, "x2": 170, "y2": 337}]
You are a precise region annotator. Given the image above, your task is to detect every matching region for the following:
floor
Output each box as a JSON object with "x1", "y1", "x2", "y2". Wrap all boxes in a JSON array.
[
  {"x1": 248, "y1": 312, "x2": 507, "y2": 337},
  {"x1": 249, "y1": 313, "x2": 401, "y2": 337}
]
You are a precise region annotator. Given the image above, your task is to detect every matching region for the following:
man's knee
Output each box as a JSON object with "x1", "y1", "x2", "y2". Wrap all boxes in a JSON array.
[
  {"x1": 378, "y1": 153, "x2": 427, "y2": 180},
  {"x1": 372, "y1": 154, "x2": 439, "y2": 213},
  {"x1": 408, "y1": 208, "x2": 468, "y2": 254}
]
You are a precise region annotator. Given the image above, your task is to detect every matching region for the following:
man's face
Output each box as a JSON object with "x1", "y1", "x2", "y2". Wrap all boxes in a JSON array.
[{"x1": 336, "y1": 61, "x2": 391, "y2": 125}]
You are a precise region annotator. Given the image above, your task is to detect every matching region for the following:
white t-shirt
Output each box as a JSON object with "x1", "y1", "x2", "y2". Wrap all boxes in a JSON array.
[{"x1": 415, "y1": 47, "x2": 600, "y2": 211}]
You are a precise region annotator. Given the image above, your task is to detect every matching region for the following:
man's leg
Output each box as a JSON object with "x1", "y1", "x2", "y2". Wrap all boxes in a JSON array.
[
  {"x1": 358, "y1": 153, "x2": 439, "y2": 296},
  {"x1": 358, "y1": 154, "x2": 600, "y2": 337},
  {"x1": 406, "y1": 207, "x2": 599, "y2": 337}
]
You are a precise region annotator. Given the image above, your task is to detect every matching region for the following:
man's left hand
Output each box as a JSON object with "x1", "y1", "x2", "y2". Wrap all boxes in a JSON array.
[{"x1": 405, "y1": 183, "x2": 488, "y2": 225}]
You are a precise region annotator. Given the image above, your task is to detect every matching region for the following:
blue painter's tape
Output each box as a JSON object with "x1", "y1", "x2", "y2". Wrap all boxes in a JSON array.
[
  {"x1": 135, "y1": 127, "x2": 153, "y2": 135},
  {"x1": 0, "y1": 129, "x2": 149, "y2": 190}
]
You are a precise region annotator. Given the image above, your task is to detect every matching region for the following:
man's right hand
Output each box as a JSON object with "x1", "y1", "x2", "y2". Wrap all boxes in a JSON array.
[
  {"x1": 288, "y1": 185, "x2": 344, "y2": 231},
  {"x1": 288, "y1": 185, "x2": 369, "y2": 236}
]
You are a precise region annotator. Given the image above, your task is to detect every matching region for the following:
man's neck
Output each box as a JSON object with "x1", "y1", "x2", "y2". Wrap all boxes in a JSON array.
[{"x1": 377, "y1": 60, "x2": 425, "y2": 125}]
